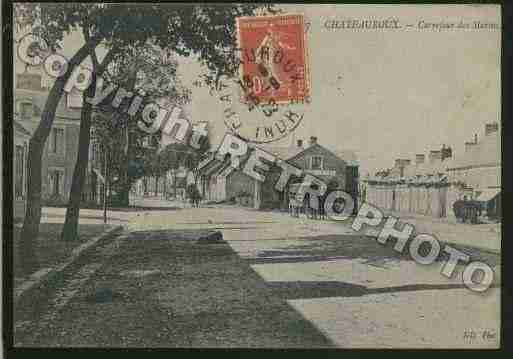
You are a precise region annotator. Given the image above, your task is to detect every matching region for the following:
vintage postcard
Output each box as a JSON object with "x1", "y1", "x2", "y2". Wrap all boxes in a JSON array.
[{"x1": 5, "y1": 3, "x2": 502, "y2": 350}]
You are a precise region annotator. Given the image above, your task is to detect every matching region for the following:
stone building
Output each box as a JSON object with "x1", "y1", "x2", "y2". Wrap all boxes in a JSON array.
[
  {"x1": 445, "y1": 122, "x2": 501, "y2": 219},
  {"x1": 196, "y1": 136, "x2": 359, "y2": 210},
  {"x1": 14, "y1": 72, "x2": 82, "y2": 210},
  {"x1": 364, "y1": 122, "x2": 501, "y2": 220},
  {"x1": 13, "y1": 119, "x2": 31, "y2": 219}
]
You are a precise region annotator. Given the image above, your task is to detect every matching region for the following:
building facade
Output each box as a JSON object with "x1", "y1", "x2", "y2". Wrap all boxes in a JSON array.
[
  {"x1": 445, "y1": 123, "x2": 501, "y2": 218},
  {"x1": 364, "y1": 122, "x2": 501, "y2": 221},
  {"x1": 13, "y1": 120, "x2": 31, "y2": 219},
  {"x1": 14, "y1": 72, "x2": 82, "y2": 212},
  {"x1": 196, "y1": 137, "x2": 359, "y2": 211},
  {"x1": 132, "y1": 166, "x2": 191, "y2": 199}
]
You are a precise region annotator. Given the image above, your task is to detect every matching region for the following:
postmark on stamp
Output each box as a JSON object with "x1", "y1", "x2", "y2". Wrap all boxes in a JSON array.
[
  {"x1": 236, "y1": 13, "x2": 310, "y2": 105},
  {"x1": 215, "y1": 13, "x2": 310, "y2": 144}
]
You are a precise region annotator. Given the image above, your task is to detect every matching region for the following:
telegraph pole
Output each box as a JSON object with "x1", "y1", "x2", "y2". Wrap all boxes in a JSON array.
[{"x1": 103, "y1": 146, "x2": 108, "y2": 224}]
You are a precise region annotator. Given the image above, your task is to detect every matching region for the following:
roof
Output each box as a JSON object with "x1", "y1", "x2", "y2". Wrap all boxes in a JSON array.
[
  {"x1": 447, "y1": 132, "x2": 500, "y2": 170},
  {"x1": 262, "y1": 143, "x2": 359, "y2": 166},
  {"x1": 475, "y1": 188, "x2": 500, "y2": 202},
  {"x1": 402, "y1": 156, "x2": 458, "y2": 179},
  {"x1": 264, "y1": 146, "x2": 305, "y2": 160},
  {"x1": 13, "y1": 120, "x2": 32, "y2": 137},
  {"x1": 197, "y1": 140, "x2": 359, "y2": 180}
]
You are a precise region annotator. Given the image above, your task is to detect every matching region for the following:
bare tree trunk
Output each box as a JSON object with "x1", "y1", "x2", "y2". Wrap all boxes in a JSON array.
[
  {"x1": 116, "y1": 124, "x2": 130, "y2": 207},
  {"x1": 61, "y1": 47, "x2": 116, "y2": 236},
  {"x1": 174, "y1": 170, "x2": 177, "y2": 198},
  {"x1": 20, "y1": 42, "x2": 96, "y2": 275},
  {"x1": 116, "y1": 68, "x2": 136, "y2": 207},
  {"x1": 61, "y1": 71, "x2": 97, "y2": 241},
  {"x1": 163, "y1": 172, "x2": 167, "y2": 198},
  {"x1": 117, "y1": 182, "x2": 131, "y2": 207}
]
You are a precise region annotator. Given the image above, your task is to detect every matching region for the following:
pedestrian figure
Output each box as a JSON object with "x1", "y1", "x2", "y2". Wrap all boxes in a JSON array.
[
  {"x1": 453, "y1": 199, "x2": 465, "y2": 223},
  {"x1": 186, "y1": 184, "x2": 202, "y2": 208},
  {"x1": 467, "y1": 200, "x2": 481, "y2": 224}
]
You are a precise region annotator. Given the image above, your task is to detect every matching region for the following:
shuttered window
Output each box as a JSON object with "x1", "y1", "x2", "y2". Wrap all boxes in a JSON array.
[
  {"x1": 49, "y1": 128, "x2": 65, "y2": 154},
  {"x1": 310, "y1": 156, "x2": 323, "y2": 170},
  {"x1": 15, "y1": 145, "x2": 25, "y2": 199}
]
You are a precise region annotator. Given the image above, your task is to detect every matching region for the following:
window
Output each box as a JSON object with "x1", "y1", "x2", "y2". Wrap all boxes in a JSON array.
[
  {"x1": 49, "y1": 169, "x2": 64, "y2": 196},
  {"x1": 49, "y1": 128, "x2": 65, "y2": 154},
  {"x1": 91, "y1": 141, "x2": 100, "y2": 164},
  {"x1": 310, "y1": 156, "x2": 323, "y2": 170},
  {"x1": 15, "y1": 145, "x2": 25, "y2": 199},
  {"x1": 20, "y1": 102, "x2": 33, "y2": 119}
]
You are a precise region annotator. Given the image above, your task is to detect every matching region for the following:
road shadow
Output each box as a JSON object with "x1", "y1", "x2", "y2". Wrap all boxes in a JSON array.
[
  {"x1": 15, "y1": 227, "x2": 335, "y2": 348},
  {"x1": 249, "y1": 234, "x2": 501, "y2": 267},
  {"x1": 108, "y1": 205, "x2": 182, "y2": 212},
  {"x1": 42, "y1": 213, "x2": 130, "y2": 222},
  {"x1": 174, "y1": 220, "x2": 279, "y2": 225},
  {"x1": 267, "y1": 280, "x2": 500, "y2": 300}
]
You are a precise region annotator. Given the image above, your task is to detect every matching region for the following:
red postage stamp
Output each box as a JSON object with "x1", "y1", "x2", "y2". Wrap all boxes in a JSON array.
[{"x1": 236, "y1": 14, "x2": 310, "y2": 105}]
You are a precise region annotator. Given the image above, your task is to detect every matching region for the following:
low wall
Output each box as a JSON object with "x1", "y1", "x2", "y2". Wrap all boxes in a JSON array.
[{"x1": 365, "y1": 183, "x2": 463, "y2": 219}]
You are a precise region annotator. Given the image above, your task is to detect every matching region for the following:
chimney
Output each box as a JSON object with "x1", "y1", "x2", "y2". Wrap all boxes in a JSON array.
[
  {"x1": 297, "y1": 139, "x2": 303, "y2": 148},
  {"x1": 395, "y1": 159, "x2": 411, "y2": 168},
  {"x1": 415, "y1": 154, "x2": 425, "y2": 165},
  {"x1": 485, "y1": 122, "x2": 499, "y2": 136},
  {"x1": 465, "y1": 141, "x2": 476, "y2": 153},
  {"x1": 309, "y1": 136, "x2": 318, "y2": 146},
  {"x1": 441, "y1": 145, "x2": 452, "y2": 161},
  {"x1": 428, "y1": 150, "x2": 442, "y2": 164}
]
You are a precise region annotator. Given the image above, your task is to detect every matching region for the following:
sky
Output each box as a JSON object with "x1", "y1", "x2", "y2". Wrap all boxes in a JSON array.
[{"x1": 14, "y1": 4, "x2": 501, "y2": 176}]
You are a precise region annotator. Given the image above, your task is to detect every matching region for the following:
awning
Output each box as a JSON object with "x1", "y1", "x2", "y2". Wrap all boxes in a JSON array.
[{"x1": 475, "y1": 188, "x2": 500, "y2": 202}]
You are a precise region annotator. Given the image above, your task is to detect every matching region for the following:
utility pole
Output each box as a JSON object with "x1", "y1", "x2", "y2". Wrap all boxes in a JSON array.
[
  {"x1": 103, "y1": 145, "x2": 108, "y2": 224},
  {"x1": 163, "y1": 170, "x2": 167, "y2": 199}
]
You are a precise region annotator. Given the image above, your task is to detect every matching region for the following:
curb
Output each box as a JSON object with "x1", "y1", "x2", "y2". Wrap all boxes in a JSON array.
[
  {"x1": 14, "y1": 225, "x2": 124, "y2": 302},
  {"x1": 440, "y1": 241, "x2": 501, "y2": 255},
  {"x1": 363, "y1": 232, "x2": 501, "y2": 255}
]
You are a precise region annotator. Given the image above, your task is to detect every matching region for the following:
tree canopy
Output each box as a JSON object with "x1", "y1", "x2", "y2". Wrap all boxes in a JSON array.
[
  {"x1": 15, "y1": 3, "x2": 275, "y2": 82},
  {"x1": 14, "y1": 2, "x2": 275, "y2": 273}
]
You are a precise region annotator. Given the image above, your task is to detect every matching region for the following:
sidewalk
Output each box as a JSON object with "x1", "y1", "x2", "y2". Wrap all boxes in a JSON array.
[
  {"x1": 39, "y1": 206, "x2": 130, "y2": 225},
  {"x1": 14, "y1": 206, "x2": 126, "y2": 292}
]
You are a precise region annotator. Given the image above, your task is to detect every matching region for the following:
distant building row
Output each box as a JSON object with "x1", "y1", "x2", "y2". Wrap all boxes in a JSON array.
[{"x1": 363, "y1": 122, "x2": 501, "y2": 220}]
